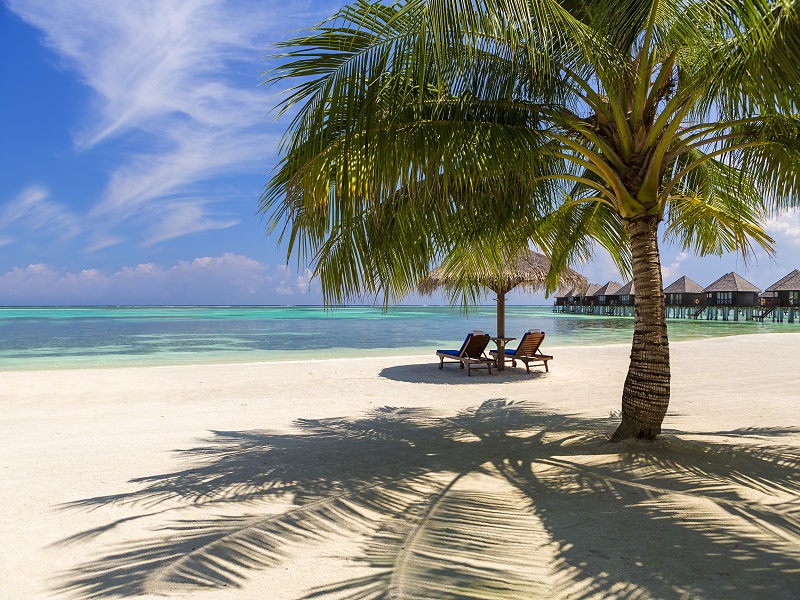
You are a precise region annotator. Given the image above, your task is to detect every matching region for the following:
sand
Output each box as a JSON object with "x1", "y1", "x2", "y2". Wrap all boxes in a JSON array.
[{"x1": 1, "y1": 332, "x2": 799, "y2": 599}]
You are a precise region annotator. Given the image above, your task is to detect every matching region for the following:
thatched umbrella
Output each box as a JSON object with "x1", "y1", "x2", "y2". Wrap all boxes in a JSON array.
[{"x1": 418, "y1": 249, "x2": 589, "y2": 343}]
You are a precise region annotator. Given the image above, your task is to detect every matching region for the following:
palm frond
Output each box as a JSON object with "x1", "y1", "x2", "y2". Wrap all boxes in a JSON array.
[
  {"x1": 663, "y1": 150, "x2": 776, "y2": 260},
  {"x1": 538, "y1": 199, "x2": 632, "y2": 290}
]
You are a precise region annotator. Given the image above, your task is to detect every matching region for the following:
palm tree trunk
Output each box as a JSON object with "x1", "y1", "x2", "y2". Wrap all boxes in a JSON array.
[{"x1": 611, "y1": 214, "x2": 670, "y2": 441}]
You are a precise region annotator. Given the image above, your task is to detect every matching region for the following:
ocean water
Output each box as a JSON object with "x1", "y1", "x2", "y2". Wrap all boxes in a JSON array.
[{"x1": 0, "y1": 305, "x2": 791, "y2": 370}]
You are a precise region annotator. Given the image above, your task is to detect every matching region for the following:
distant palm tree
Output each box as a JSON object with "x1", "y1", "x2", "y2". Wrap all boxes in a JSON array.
[{"x1": 261, "y1": 0, "x2": 800, "y2": 439}]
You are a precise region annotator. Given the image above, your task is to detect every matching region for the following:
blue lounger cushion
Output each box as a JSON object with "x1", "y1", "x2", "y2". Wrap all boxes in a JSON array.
[
  {"x1": 488, "y1": 331, "x2": 552, "y2": 373},
  {"x1": 489, "y1": 348, "x2": 517, "y2": 355},
  {"x1": 436, "y1": 349, "x2": 462, "y2": 356},
  {"x1": 435, "y1": 332, "x2": 494, "y2": 376},
  {"x1": 437, "y1": 332, "x2": 479, "y2": 357}
]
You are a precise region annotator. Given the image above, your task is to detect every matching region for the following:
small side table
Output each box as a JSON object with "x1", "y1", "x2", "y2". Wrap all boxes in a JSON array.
[{"x1": 491, "y1": 337, "x2": 516, "y2": 371}]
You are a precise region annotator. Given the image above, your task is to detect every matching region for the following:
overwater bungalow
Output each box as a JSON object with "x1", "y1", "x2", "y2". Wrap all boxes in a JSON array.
[
  {"x1": 581, "y1": 283, "x2": 601, "y2": 303},
  {"x1": 602, "y1": 281, "x2": 635, "y2": 316},
  {"x1": 555, "y1": 288, "x2": 577, "y2": 307},
  {"x1": 703, "y1": 272, "x2": 761, "y2": 321},
  {"x1": 553, "y1": 269, "x2": 798, "y2": 324},
  {"x1": 759, "y1": 270, "x2": 800, "y2": 323},
  {"x1": 760, "y1": 291, "x2": 779, "y2": 307},
  {"x1": 613, "y1": 281, "x2": 635, "y2": 306},
  {"x1": 663, "y1": 276, "x2": 706, "y2": 318},
  {"x1": 591, "y1": 281, "x2": 622, "y2": 307},
  {"x1": 577, "y1": 283, "x2": 602, "y2": 314},
  {"x1": 553, "y1": 283, "x2": 602, "y2": 314},
  {"x1": 764, "y1": 269, "x2": 800, "y2": 307}
]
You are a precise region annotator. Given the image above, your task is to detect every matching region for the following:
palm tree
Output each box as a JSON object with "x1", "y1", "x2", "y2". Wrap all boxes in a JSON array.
[{"x1": 261, "y1": 0, "x2": 800, "y2": 440}]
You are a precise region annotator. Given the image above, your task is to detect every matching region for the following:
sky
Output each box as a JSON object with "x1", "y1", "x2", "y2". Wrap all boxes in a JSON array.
[{"x1": 1, "y1": 0, "x2": 798, "y2": 306}]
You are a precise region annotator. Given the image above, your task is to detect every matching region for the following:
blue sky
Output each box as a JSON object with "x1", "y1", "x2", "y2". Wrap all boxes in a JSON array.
[{"x1": 1, "y1": 0, "x2": 798, "y2": 306}]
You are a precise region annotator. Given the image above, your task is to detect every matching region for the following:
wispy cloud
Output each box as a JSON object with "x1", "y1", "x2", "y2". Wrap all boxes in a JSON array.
[
  {"x1": 5, "y1": 0, "x2": 336, "y2": 250},
  {"x1": 0, "y1": 253, "x2": 322, "y2": 305},
  {"x1": 0, "y1": 186, "x2": 81, "y2": 243},
  {"x1": 142, "y1": 199, "x2": 240, "y2": 246}
]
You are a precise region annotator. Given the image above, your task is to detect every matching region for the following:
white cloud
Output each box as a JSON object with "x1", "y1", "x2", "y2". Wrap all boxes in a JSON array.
[
  {"x1": 274, "y1": 266, "x2": 318, "y2": 296},
  {"x1": 661, "y1": 251, "x2": 689, "y2": 282},
  {"x1": 294, "y1": 269, "x2": 315, "y2": 295},
  {"x1": 766, "y1": 208, "x2": 800, "y2": 246},
  {"x1": 0, "y1": 253, "x2": 323, "y2": 305},
  {"x1": 6, "y1": 0, "x2": 335, "y2": 248}
]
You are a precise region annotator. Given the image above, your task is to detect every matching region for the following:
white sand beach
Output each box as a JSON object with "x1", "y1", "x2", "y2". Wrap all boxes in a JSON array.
[{"x1": 1, "y1": 332, "x2": 799, "y2": 599}]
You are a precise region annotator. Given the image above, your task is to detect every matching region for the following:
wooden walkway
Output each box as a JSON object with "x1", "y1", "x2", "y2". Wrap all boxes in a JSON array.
[{"x1": 553, "y1": 304, "x2": 799, "y2": 323}]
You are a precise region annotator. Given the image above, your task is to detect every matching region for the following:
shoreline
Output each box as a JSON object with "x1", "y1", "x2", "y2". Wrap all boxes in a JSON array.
[
  {"x1": 2, "y1": 304, "x2": 796, "y2": 373},
  {"x1": 2, "y1": 332, "x2": 799, "y2": 598},
  {"x1": 2, "y1": 328, "x2": 798, "y2": 374}
]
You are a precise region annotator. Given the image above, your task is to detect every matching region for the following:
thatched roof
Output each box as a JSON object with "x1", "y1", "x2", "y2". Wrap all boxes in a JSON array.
[
  {"x1": 703, "y1": 272, "x2": 761, "y2": 293},
  {"x1": 583, "y1": 283, "x2": 602, "y2": 297},
  {"x1": 590, "y1": 281, "x2": 622, "y2": 296},
  {"x1": 614, "y1": 281, "x2": 634, "y2": 296},
  {"x1": 765, "y1": 269, "x2": 800, "y2": 292},
  {"x1": 418, "y1": 249, "x2": 589, "y2": 296},
  {"x1": 664, "y1": 276, "x2": 705, "y2": 294},
  {"x1": 561, "y1": 284, "x2": 601, "y2": 298}
]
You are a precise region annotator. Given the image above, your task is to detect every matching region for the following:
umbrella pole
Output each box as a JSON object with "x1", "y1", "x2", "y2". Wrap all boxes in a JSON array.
[
  {"x1": 497, "y1": 292, "x2": 505, "y2": 339},
  {"x1": 496, "y1": 291, "x2": 506, "y2": 371}
]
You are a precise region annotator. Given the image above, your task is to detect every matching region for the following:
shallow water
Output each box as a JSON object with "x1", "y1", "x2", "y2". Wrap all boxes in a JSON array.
[{"x1": 0, "y1": 305, "x2": 792, "y2": 370}]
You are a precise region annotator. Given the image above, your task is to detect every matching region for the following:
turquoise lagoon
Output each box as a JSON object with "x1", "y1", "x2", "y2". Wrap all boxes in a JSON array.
[{"x1": 0, "y1": 305, "x2": 791, "y2": 370}]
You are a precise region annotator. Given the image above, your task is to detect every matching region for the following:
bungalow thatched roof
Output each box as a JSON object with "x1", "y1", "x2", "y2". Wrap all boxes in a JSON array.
[
  {"x1": 591, "y1": 281, "x2": 622, "y2": 296},
  {"x1": 703, "y1": 272, "x2": 761, "y2": 293},
  {"x1": 418, "y1": 249, "x2": 589, "y2": 296},
  {"x1": 614, "y1": 281, "x2": 634, "y2": 296},
  {"x1": 664, "y1": 276, "x2": 705, "y2": 294},
  {"x1": 765, "y1": 269, "x2": 800, "y2": 292},
  {"x1": 583, "y1": 283, "x2": 602, "y2": 297},
  {"x1": 559, "y1": 283, "x2": 600, "y2": 298}
]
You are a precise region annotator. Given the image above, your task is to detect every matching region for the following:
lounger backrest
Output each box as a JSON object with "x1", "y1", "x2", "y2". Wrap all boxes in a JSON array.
[
  {"x1": 454, "y1": 333, "x2": 473, "y2": 355},
  {"x1": 462, "y1": 333, "x2": 490, "y2": 358},
  {"x1": 516, "y1": 332, "x2": 545, "y2": 357}
]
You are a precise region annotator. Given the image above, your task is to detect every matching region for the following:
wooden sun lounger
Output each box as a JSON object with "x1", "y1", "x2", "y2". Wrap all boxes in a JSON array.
[
  {"x1": 490, "y1": 331, "x2": 552, "y2": 373},
  {"x1": 436, "y1": 333, "x2": 494, "y2": 376}
]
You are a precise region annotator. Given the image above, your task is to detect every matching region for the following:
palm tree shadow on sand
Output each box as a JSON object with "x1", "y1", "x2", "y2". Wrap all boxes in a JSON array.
[{"x1": 53, "y1": 400, "x2": 800, "y2": 599}]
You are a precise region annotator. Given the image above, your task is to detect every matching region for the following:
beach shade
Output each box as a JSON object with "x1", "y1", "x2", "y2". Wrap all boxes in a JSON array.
[{"x1": 418, "y1": 249, "x2": 589, "y2": 339}]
